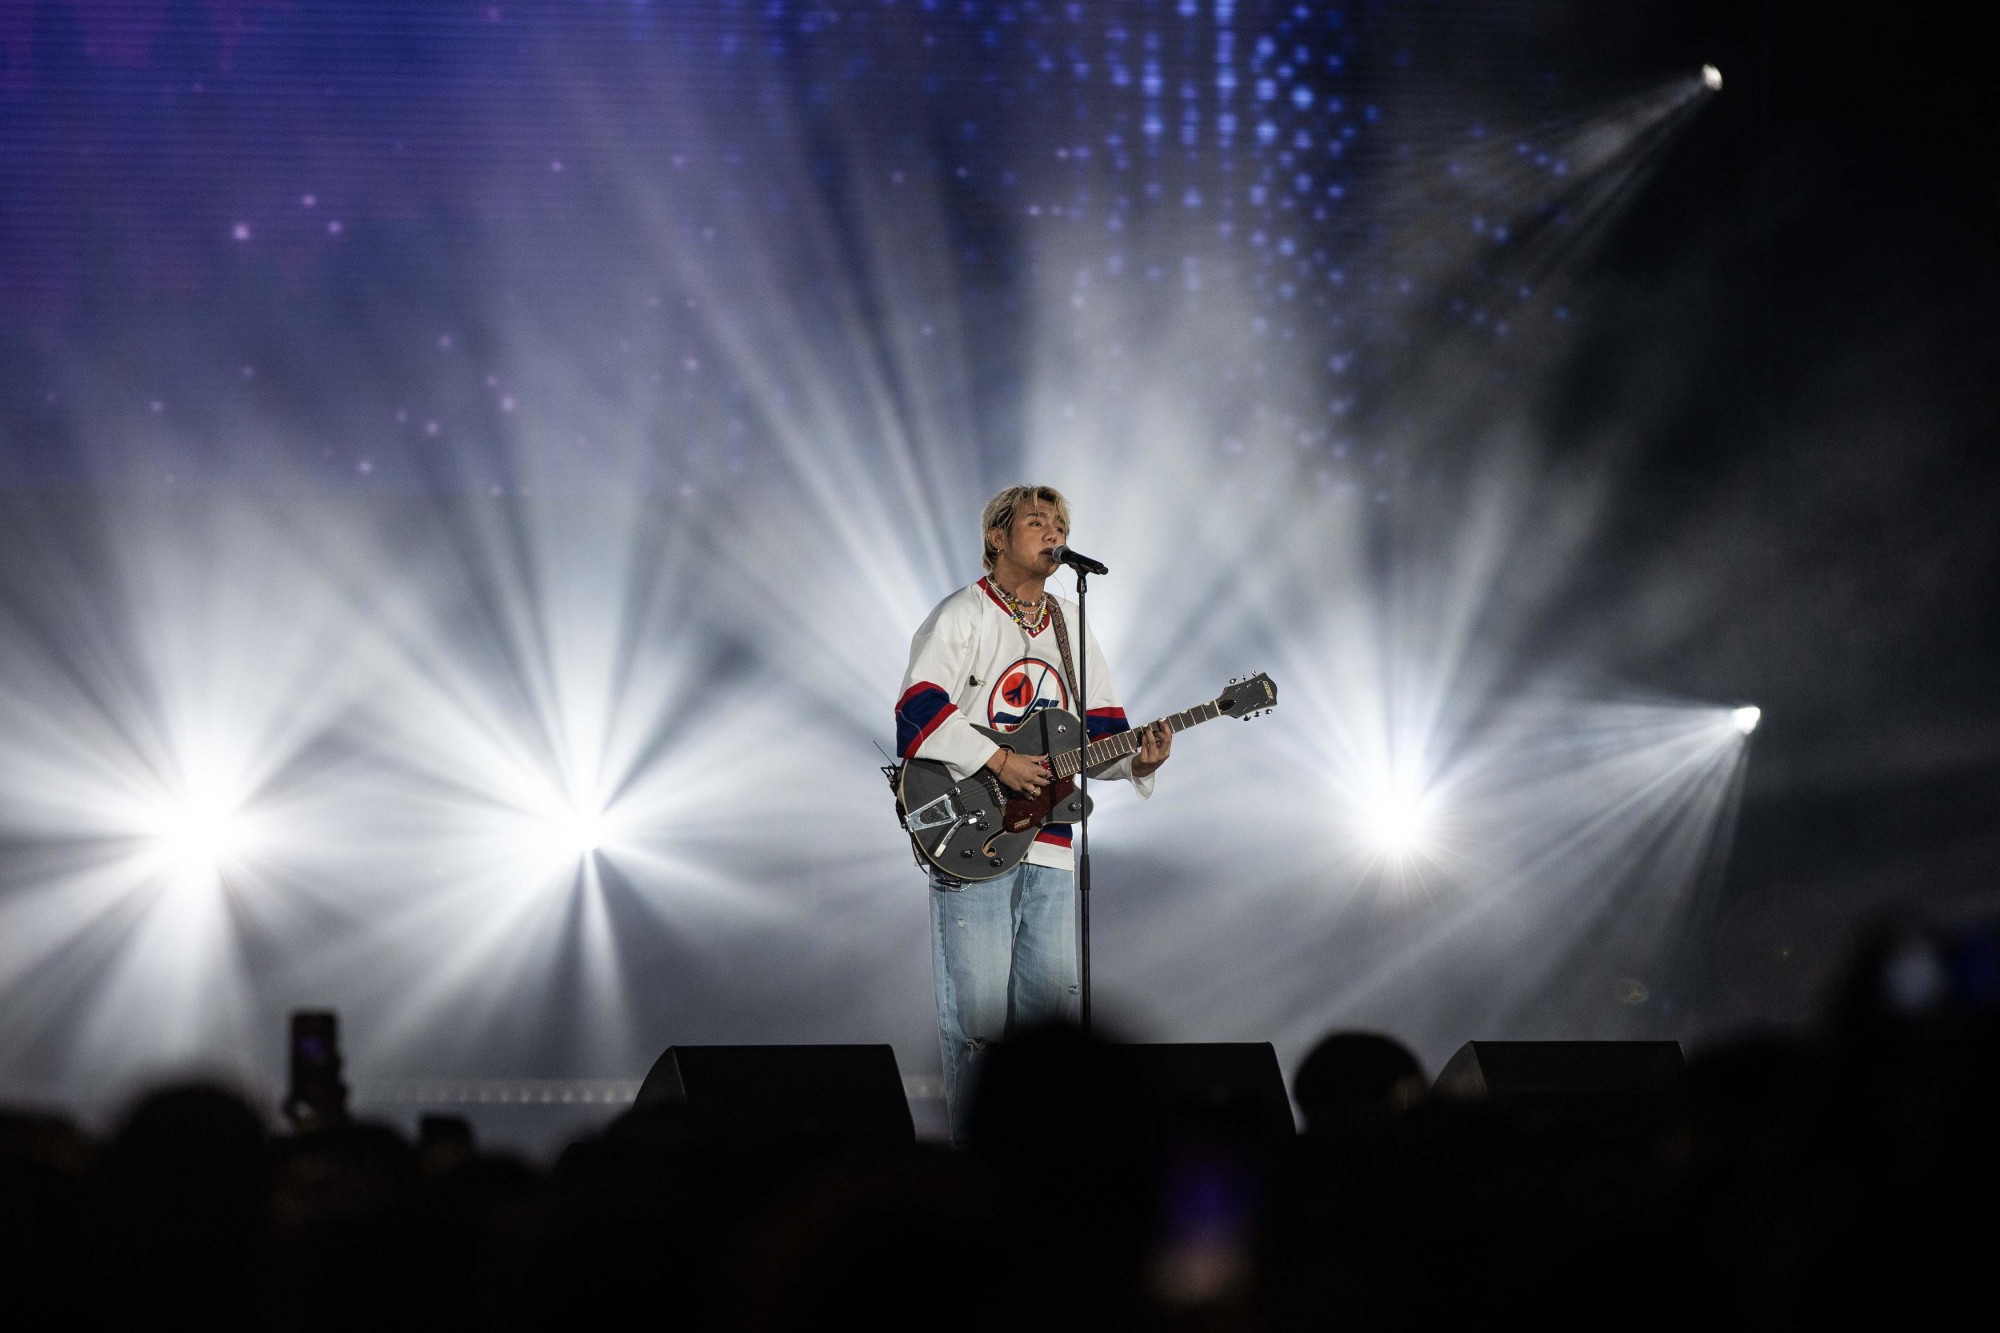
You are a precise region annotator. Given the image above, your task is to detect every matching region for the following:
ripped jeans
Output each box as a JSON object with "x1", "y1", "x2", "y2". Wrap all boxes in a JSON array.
[{"x1": 930, "y1": 859, "x2": 1078, "y2": 1143}]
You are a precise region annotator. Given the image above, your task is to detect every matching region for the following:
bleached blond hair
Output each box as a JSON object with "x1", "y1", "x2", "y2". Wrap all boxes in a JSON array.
[{"x1": 980, "y1": 485, "x2": 1071, "y2": 571}]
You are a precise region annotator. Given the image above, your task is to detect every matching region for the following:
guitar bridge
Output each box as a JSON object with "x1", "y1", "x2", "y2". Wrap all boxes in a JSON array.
[{"x1": 903, "y1": 788, "x2": 967, "y2": 833}]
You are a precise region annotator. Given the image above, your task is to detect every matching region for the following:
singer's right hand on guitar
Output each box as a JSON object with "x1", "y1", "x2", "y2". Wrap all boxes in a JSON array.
[{"x1": 989, "y1": 749, "x2": 1050, "y2": 795}]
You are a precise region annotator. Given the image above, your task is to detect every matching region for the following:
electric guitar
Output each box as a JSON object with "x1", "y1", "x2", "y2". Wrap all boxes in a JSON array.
[{"x1": 890, "y1": 673, "x2": 1277, "y2": 881}]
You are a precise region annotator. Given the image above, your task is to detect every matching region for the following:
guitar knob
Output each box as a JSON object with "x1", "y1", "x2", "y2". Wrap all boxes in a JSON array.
[
  {"x1": 961, "y1": 849, "x2": 973, "y2": 858},
  {"x1": 989, "y1": 857, "x2": 1003, "y2": 867}
]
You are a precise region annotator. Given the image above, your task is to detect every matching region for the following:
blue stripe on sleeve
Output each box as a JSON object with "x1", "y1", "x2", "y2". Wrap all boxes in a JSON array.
[{"x1": 896, "y1": 683, "x2": 954, "y2": 758}]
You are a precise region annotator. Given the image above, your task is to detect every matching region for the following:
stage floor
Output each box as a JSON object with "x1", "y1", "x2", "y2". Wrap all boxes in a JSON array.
[{"x1": 348, "y1": 1076, "x2": 951, "y2": 1159}]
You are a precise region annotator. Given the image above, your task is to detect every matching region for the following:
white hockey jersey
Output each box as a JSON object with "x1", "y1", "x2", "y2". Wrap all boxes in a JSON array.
[{"x1": 896, "y1": 576, "x2": 1155, "y2": 869}]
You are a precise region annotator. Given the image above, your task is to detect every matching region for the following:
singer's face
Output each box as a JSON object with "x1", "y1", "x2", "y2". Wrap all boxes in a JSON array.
[{"x1": 989, "y1": 504, "x2": 1067, "y2": 577}]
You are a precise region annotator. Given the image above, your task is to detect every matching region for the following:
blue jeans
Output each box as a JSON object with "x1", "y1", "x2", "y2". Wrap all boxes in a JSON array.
[{"x1": 930, "y1": 860, "x2": 1078, "y2": 1143}]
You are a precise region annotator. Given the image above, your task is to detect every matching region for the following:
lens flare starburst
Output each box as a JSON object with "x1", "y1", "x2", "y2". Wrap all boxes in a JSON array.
[
  {"x1": 1359, "y1": 781, "x2": 1438, "y2": 861},
  {"x1": 146, "y1": 782, "x2": 252, "y2": 878}
]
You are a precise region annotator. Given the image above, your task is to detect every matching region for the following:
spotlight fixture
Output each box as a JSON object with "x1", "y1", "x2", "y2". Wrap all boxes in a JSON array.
[
  {"x1": 1701, "y1": 64, "x2": 1723, "y2": 92},
  {"x1": 1730, "y1": 705, "x2": 1761, "y2": 736}
]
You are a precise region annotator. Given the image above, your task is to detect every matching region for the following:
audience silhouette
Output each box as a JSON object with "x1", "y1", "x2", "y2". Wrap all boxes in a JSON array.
[{"x1": 4, "y1": 918, "x2": 1995, "y2": 1329}]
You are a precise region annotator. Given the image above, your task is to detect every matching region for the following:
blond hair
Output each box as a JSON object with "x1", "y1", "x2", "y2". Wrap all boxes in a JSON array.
[{"x1": 981, "y1": 485, "x2": 1072, "y2": 571}]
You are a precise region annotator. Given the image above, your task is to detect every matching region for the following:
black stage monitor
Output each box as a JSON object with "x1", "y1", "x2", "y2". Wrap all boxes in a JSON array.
[
  {"x1": 635, "y1": 1043, "x2": 915, "y2": 1147},
  {"x1": 1435, "y1": 1040, "x2": 1686, "y2": 1139},
  {"x1": 1112, "y1": 1042, "x2": 1296, "y2": 1144}
]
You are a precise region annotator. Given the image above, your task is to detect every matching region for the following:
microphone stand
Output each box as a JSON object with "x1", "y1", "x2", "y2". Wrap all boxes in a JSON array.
[{"x1": 1074, "y1": 567, "x2": 1092, "y2": 1035}]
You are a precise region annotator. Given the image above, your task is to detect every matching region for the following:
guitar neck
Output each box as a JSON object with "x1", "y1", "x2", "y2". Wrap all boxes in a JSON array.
[{"x1": 1050, "y1": 697, "x2": 1228, "y2": 780}]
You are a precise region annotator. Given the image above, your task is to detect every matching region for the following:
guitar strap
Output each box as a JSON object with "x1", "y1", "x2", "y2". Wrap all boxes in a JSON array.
[{"x1": 1045, "y1": 598, "x2": 1086, "y2": 748}]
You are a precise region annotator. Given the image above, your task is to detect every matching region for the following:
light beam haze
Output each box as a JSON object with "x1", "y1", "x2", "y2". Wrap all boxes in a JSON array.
[{"x1": 0, "y1": 2, "x2": 1748, "y2": 1119}]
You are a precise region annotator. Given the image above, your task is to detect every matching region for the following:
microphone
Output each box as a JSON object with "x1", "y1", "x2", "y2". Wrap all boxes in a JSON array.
[{"x1": 1051, "y1": 544, "x2": 1109, "y2": 576}]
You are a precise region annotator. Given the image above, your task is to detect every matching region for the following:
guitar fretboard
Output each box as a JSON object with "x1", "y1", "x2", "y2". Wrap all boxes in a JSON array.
[{"x1": 1050, "y1": 698, "x2": 1226, "y2": 780}]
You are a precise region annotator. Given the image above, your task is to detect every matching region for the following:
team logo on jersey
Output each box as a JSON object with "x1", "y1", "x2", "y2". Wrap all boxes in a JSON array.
[{"x1": 987, "y1": 657, "x2": 1070, "y2": 732}]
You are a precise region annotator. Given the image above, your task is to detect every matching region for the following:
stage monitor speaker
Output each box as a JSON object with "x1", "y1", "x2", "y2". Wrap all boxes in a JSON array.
[
  {"x1": 1111, "y1": 1042, "x2": 1296, "y2": 1144},
  {"x1": 1435, "y1": 1040, "x2": 1685, "y2": 1138},
  {"x1": 634, "y1": 1043, "x2": 915, "y2": 1147}
]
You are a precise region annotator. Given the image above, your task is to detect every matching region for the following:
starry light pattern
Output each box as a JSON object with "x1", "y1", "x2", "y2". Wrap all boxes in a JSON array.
[{"x1": 0, "y1": 1, "x2": 1650, "y2": 497}]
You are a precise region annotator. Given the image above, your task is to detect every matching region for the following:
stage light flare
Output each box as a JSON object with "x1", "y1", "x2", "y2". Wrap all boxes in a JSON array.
[
  {"x1": 1359, "y1": 779, "x2": 1438, "y2": 859},
  {"x1": 159, "y1": 791, "x2": 247, "y2": 866},
  {"x1": 1731, "y1": 705, "x2": 1761, "y2": 735},
  {"x1": 1701, "y1": 64, "x2": 1723, "y2": 92},
  {"x1": 536, "y1": 801, "x2": 608, "y2": 859},
  {"x1": 136, "y1": 770, "x2": 259, "y2": 879},
  {"x1": 499, "y1": 776, "x2": 626, "y2": 866},
  {"x1": 565, "y1": 810, "x2": 604, "y2": 855}
]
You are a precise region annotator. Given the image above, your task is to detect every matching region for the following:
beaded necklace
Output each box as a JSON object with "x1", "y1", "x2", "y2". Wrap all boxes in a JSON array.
[{"x1": 991, "y1": 578, "x2": 1050, "y2": 634}]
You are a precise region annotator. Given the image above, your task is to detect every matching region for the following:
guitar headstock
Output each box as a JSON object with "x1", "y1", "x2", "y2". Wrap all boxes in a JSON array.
[{"x1": 1217, "y1": 672, "x2": 1278, "y2": 720}]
